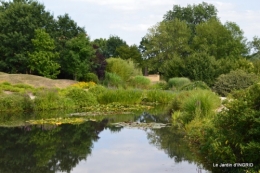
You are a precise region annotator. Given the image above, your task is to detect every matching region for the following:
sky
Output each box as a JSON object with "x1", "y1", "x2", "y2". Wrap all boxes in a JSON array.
[{"x1": 39, "y1": 0, "x2": 260, "y2": 45}]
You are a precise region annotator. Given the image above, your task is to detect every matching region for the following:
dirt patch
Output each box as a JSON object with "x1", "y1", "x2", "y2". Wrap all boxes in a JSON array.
[{"x1": 0, "y1": 74, "x2": 77, "y2": 88}]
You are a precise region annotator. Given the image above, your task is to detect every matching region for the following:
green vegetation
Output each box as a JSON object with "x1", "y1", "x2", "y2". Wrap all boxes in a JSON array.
[
  {"x1": 82, "y1": 73, "x2": 99, "y2": 83},
  {"x1": 144, "y1": 90, "x2": 175, "y2": 104},
  {"x1": 170, "y1": 85, "x2": 260, "y2": 172},
  {"x1": 103, "y1": 72, "x2": 124, "y2": 88},
  {"x1": 213, "y1": 69, "x2": 259, "y2": 96},
  {"x1": 97, "y1": 89, "x2": 142, "y2": 104},
  {"x1": 180, "y1": 81, "x2": 211, "y2": 91},
  {"x1": 0, "y1": 1, "x2": 260, "y2": 172},
  {"x1": 34, "y1": 89, "x2": 74, "y2": 110},
  {"x1": 170, "y1": 90, "x2": 220, "y2": 126},
  {"x1": 168, "y1": 77, "x2": 191, "y2": 90},
  {"x1": 128, "y1": 75, "x2": 151, "y2": 89},
  {"x1": 106, "y1": 58, "x2": 141, "y2": 81}
]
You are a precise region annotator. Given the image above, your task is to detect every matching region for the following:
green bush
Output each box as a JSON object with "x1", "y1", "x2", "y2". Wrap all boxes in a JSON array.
[
  {"x1": 180, "y1": 81, "x2": 210, "y2": 91},
  {"x1": 34, "y1": 89, "x2": 74, "y2": 110},
  {"x1": 65, "y1": 88, "x2": 97, "y2": 107},
  {"x1": 213, "y1": 69, "x2": 259, "y2": 96},
  {"x1": 168, "y1": 77, "x2": 191, "y2": 90},
  {"x1": 106, "y1": 58, "x2": 141, "y2": 81},
  {"x1": 181, "y1": 90, "x2": 220, "y2": 124},
  {"x1": 187, "y1": 84, "x2": 260, "y2": 172},
  {"x1": 167, "y1": 91, "x2": 191, "y2": 114},
  {"x1": 98, "y1": 89, "x2": 142, "y2": 104},
  {"x1": 128, "y1": 76, "x2": 151, "y2": 89},
  {"x1": 170, "y1": 90, "x2": 220, "y2": 126},
  {"x1": 143, "y1": 90, "x2": 175, "y2": 104},
  {"x1": 0, "y1": 93, "x2": 33, "y2": 112},
  {"x1": 82, "y1": 73, "x2": 99, "y2": 83},
  {"x1": 103, "y1": 72, "x2": 124, "y2": 88},
  {"x1": 88, "y1": 85, "x2": 107, "y2": 97},
  {"x1": 150, "y1": 81, "x2": 169, "y2": 90}
]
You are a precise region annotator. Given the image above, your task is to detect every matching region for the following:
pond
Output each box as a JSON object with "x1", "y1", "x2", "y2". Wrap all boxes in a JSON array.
[{"x1": 0, "y1": 110, "x2": 210, "y2": 173}]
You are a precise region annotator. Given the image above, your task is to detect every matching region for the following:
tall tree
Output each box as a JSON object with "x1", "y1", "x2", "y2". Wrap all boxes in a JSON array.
[
  {"x1": 53, "y1": 14, "x2": 86, "y2": 78},
  {"x1": 116, "y1": 45, "x2": 142, "y2": 63},
  {"x1": 0, "y1": 0, "x2": 55, "y2": 73},
  {"x1": 63, "y1": 33, "x2": 94, "y2": 80},
  {"x1": 163, "y1": 2, "x2": 218, "y2": 34},
  {"x1": 192, "y1": 19, "x2": 248, "y2": 60},
  {"x1": 105, "y1": 35, "x2": 127, "y2": 58},
  {"x1": 143, "y1": 19, "x2": 191, "y2": 73},
  {"x1": 28, "y1": 29, "x2": 60, "y2": 79},
  {"x1": 92, "y1": 44, "x2": 107, "y2": 80}
]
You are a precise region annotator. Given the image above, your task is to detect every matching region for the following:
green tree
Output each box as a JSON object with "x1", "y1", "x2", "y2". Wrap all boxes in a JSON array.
[
  {"x1": 192, "y1": 19, "x2": 248, "y2": 60},
  {"x1": 28, "y1": 29, "x2": 60, "y2": 79},
  {"x1": 0, "y1": 0, "x2": 55, "y2": 73},
  {"x1": 105, "y1": 35, "x2": 127, "y2": 58},
  {"x1": 184, "y1": 52, "x2": 218, "y2": 85},
  {"x1": 53, "y1": 14, "x2": 86, "y2": 78},
  {"x1": 116, "y1": 44, "x2": 142, "y2": 67},
  {"x1": 163, "y1": 2, "x2": 218, "y2": 34},
  {"x1": 250, "y1": 36, "x2": 260, "y2": 59},
  {"x1": 63, "y1": 33, "x2": 94, "y2": 80},
  {"x1": 144, "y1": 19, "x2": 191, "y2": 73}
]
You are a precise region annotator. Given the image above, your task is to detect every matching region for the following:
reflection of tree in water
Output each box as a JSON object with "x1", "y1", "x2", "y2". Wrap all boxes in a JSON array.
[
  {"x1": 0, "y1": 120, "x2": 108, "y2": 173},
  {"x1": 137, "y1": 112, "x2": 170, "y2": 123},
  {"x1": 147, "y1": 127, "x2": 195, "y2": 163}
]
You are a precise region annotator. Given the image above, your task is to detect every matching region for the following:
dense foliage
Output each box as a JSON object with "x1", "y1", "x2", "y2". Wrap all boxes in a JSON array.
[{"x1": 213, "y1": 70, "x2": 259, "y2": 96}]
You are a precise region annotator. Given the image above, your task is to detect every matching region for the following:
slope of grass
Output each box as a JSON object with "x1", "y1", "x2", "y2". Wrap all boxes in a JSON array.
[{"x1": 0, "y1": 73, "x2": 77, "y2": 88}]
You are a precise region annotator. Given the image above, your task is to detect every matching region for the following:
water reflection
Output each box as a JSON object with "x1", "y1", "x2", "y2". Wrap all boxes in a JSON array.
[
  {"x1": 0, "y1": 120, "x2": 107, "y2": 173},
  {"x1": 0, "y1": 110, "x2": 210, "y2": 173},
  {"x1": 77, "y1": 128, "x2": 208, "y2": 173}
]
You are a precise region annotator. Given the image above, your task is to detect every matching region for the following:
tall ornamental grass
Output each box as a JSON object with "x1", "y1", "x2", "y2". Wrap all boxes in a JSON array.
[
  {"x1": 171, "y1": 89, "x2": 221, "y2": 126},
  {"x1": 97, "y1": 89, "x2": 142, "y2": 104},
  {"x1": 34, "y1": 89, "x2": 75, "y2": 110},
  {"x1": 168, "y1": 77, "x2": 191, "y2": 90},
  {"x1": 143, "y1": 90, "x2": 175, "y2": 104},
  {"x1": 128, "y1": 76, "x2": 151, "y2": 89}
]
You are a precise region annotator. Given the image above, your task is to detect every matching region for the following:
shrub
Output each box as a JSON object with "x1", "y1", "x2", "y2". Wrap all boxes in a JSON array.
[
  {"x1": 180, "y1": 81, "x2": 210, "y2": 91},
  {"x1": 190, "y1": 84, "x2": 260, "y2": 172},
  {"x1": 34, "y1": 89, "x2": 74, "y2": 110},
  {"x1": 106, "y1": 58, "x2": 141, "y2": 81},
  {"x1": 103, "y1": 72, "x2": 124, "y2": 88},
  {"x1": 150, "y1": 81, "x2": 169, "y2": 90},
  {"x1": 65, "y1": 88, "x2": 98, "y2": 107},
  {"x1": 82, "y1": 73, "x2": 99, "y2": 83},
  {"x1": 181, "y1": 90, "x2": 220, "y2": 124},
  {"x1": 168, "y1": 77, "x2": 191, "y2": 90},
  {"x1": 170, "y1": 90, "x2": 220, "y2": 126},
  {"x1": 71, "y1": 81, "x2": 96, "y2": 89},
  {"x1": 0, "y1": 93, "x2": 33, "y2": 112},
  {"x1": 97, "y1": 89, "x2": 142, "y2": 104},
  {"x1": 213, "y1": 69, "x2": 259, "y2": 96},
  {"x1": 143, "y1": 90, "x2": 175, "y2": 104},
  {"x1": 88, "y1": 85, "x2": 107, "y2": 97},
  {"x1": 128, "y1": 76, "x2": 151, "y2": 89}
]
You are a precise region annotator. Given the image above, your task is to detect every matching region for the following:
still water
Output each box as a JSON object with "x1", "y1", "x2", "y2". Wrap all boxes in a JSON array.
[{"x1": 0, "y1": 111, "x2": 210, "y2": 173}]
